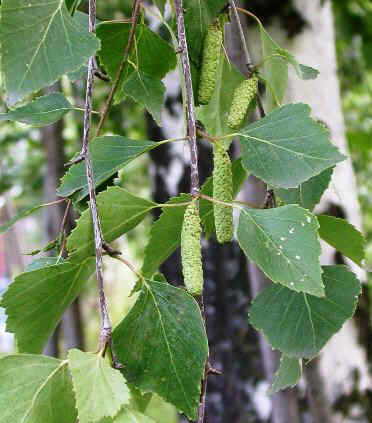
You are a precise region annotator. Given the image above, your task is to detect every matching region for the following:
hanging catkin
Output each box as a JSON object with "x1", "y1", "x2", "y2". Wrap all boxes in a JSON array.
[
  {"x1": 198, "y1": 21, "x2": 223, "y2": 105},
  {"x1": 227, "y1": 76, "x2": 258, "y2": 129},
  {"x1": 181, "y1": 200, "x2": 204, "y2": 296},
  {"x1": 213, "y1": 143, "x2": 233, "y2": 243}
]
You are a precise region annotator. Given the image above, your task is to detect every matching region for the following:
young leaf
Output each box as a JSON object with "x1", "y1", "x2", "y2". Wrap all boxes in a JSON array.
[
  {"x1": 58, "y1": 136, "x2": 156, "y2": 201},
  {"x1": 274, "y1": 168, "x2": 333, "y2": 211},
  {"x1": 0, "y1": 355, "x2": 76, "y2": 423},
  {"x1": 0, "y1": 93, "x2": 73, "y2": 127},
  {"x1": 239, "y1": 103, "x2": 345, "y2": 189},
  {"x1": 259, "y1": 24, "x2": 288, "y2": 111},
  {"x1": 67, "y1": 187, "x2": 156, "y2": 260},
  {"x1": 197, "y1": 55, "x2": 246, "y2": 137},
  {"x1": 237, "y1": 205, "x2": 324, "y2": 297},
  {"x1": 275, "y1": 48, "x2": 319, "y2": 80},
  {"x1": 68, "y1": 349, "x2": 130, "y2": 423},
  {"x1": 0, "y1": 0, "x2": 100, "y2": 106},
  {"x1": 123, "y1": 71, "x2": 165, "y2": 126},
  {"x1": 142, "y1": 159, "x2": 247, "y2": 277},
  {"x1": 113, "y1": 280, "x2": 208, "y2": 420},
  {"x1": 1, "y1": 258, "x2": 95, "y2": 353},
  {"x1": 25, "y1": 257, "x2": 62, "y2": 272},
  {"x1": 249, "y1": 265, "x2": 361, "y2": 358},
  {"x1": 270, "y1": 355, "x2": 302, "y2": 394},
  {"x1": 318, "y1": 215, "x2": 365, "y2": 266}
]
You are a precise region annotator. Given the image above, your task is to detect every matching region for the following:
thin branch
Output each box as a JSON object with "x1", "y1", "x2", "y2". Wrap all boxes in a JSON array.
[
  {"x1": 82, "y1": 0, "x2": 112, "y2": 351},
  {"x1": 174, "y1": 1, "x2": 206, "y2": 421},
  {"x1": 96, "y1": 0, "x2": 142, "y2": 136},
  {"x1": 174, "y1": 0, "x2": 199, "y2": 197}
]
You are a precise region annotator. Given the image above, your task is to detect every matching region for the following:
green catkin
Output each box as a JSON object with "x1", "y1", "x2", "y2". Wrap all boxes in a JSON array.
[
  {"x1": 198, "y1": 21, "x2": 223, "y2": 105},
  {"x1": 181, "y1": 200, "x2": 204, "y2": 296},
  {"x1": 227, "y1": 76, "x2": 259, "y2": 129},
  {"x1": 213, "y1": 144, "x2": 233, "y2": 243}
]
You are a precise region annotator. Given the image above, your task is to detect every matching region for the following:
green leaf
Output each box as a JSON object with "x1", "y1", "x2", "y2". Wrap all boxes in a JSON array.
[
  {"x1": 249, "y1": 265, "x2": 361, "y2": 358},
  {"x1": 0, "y1": 0, "x2": 100, "y2": 106},
  {"x1": 184, "y1": 0, "x2": 228, "y2": 66},
  {"x1": 65, "y1": 0, "x2": 82, "y2": 14},
  {"x1": 270, "y1": 355, "x2": 302, "y2": 393},
  {"x1": 0, "y1": 355, "x2": 76, "y2": 423},
  {"x1": 1, "y1": 258, "x2": 95, "y2": 353},
  {"x1": 68, "y1": 349, "x2": 130, "y2": 423},
  {"x1": 274, "y1": 168, "x2": 333, "y2": 211},
  {"x1": 275, "y1": 48, "x2": 319, "y2": 80},
  {"x1": 237, "y1": 205, "x2": 324, "y2": 297},
  {"x1": 0, "y1": 203, "x2": 48, "y2": 235},
  {"x1": 197, "y1": 55, "x2": 246, "y2": 137},
  {"x1": 25, "y1": 257, "x2": 61, "y2": 272},
  {"x1": 99, "y1": 408, "x2": 156, "y2": 423},
  {"x1": 97, "y1": 22, "x2": 177, "y2": 107},
  {"x1": 318, "y1": 215, "x2": 365, "y2": 266},
  {"x1": 239, "y1": 103, "x2": 345, "y2": 189},
  {"x1": 142, "y1": 159, "x2": 247, "y2": 276},
  {"x1": 123, "y1": 71, "x2": 165, "y2": 126},
  {"x1": 68, "y1": 187, "x2": 156, "y2": 260},
  {"x1": 57, "y1": 136, "x2": 156, "y2": 201},
  {"x1": 113, "y1": 280, "x2": 208, "y2": 420},
  {"x1": 259, "y1": 24, "x2": 288, "y2": 111},
  {"x1": 0, "y1": 93, "x2": 73, "y2": 127}
]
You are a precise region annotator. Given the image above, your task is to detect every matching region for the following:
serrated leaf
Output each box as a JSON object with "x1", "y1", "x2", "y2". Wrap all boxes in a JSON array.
[
  {"x1": 0, "y1": 0, "x2": 100, "y2": 106},
  {"x1": 318, "y1": 215, "x2": 365, "y2": 266},
  {"x1": 249, "y1": 265, "x2": 361, "y2": 358},
  {"x1": 96, "y1": 22, "x2": 176, "y2": 105},
  {"x1": 197, "y1": 55, "x2": 245, "y2": 137},
  {"x1": 270, "y1": 355, "x2": 302, "y2": 393},
  {"x1": 68, "y1": 349, "x2": 130, "y2": 423},
  {"x1": 123, "y1": 71, "x2": 165, "y2": 126},
  {"x1": 99, "y1": 408, "x2": 156, "y2": 423},
  {"x1": 237, "y1": 205, "x2": 324, "y2": 296},
  {"x1": 274, "y1": 168, "x2": 333, "y2": 211},
  {"x1": 0, "y1": 93, "x2": 73, "y2": 127},
  {"x1": 239, "y1": 103, "x2": 345, "y2": 189},
  {"x1": 58, "y1": 136, "x2": 156, "y2": 201},
  {"x1": 142, "y1": 159, "x2": 247, "y2": 276},
  {"x1": 0, "y1": 355, "x2": 76, "y2": 423},
  {"x1": 113, "y1": 280, "x2": 208, "y2": 420},
  {"x1": 1, "y1": 258, "x2": 95, "y2": 353},
  {"x1": 68, "y1": 187, "x2": 155, "y2": 260}
]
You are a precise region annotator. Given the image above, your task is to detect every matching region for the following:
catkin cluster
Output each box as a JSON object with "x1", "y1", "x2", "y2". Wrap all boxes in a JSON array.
[
  {"x1": 181, "y1": 200, "x2": 204, "y2": 296},
  {"x1": 227, "y1": 76, "x2": 258, "y2": 129},
  {"x1": 213, "y1": 144, "x2": 233, "y2": 243},
  {"x1": 198, "y1": 21, "x2": 223, "y2": 105}
]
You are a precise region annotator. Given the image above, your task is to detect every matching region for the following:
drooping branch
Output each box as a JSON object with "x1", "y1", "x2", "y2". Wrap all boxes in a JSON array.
[
  {"x1": 96, "y1": 0, "x2": 142, "y2": 136},
  {"x1": 82, "y1": 0, "x2": 112, "y2": 351},
  {"x1": 174, "y1": 0, "x2": 200, "y2": 197}
]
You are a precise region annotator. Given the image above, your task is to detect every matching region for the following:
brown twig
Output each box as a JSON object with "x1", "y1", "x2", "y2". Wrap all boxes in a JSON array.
[
  {"x1": 173, "y1": 1, "x2": 207, "y2": 421},
  {"x1": 174, "y1": 0, "x2": 199, "y2": 197},
  {"x1": 96, "y1": 0, "x2": 142, "y2": 136},
  {"x1": 82, "y1": 0, "x2": 112, "y2": 352}
]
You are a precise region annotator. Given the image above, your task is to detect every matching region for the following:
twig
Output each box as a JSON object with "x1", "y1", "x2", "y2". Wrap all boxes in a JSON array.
[
  {"x1": 96, "y1": 0, "x2": 142, "y2": 136},
  {"x1": 174, "y1": 0, "x2": 199, "y2": 197},
  {"x1": 199, "y1": 193, "x2": 261, "y2": 210},
  {"x1": 173, "y1": 1, "x2": 206, "y2": 421},
  {"x1": 111, "y1": 254, "x2": 144, "y2": 281},
  {"x1": 82, "y1": 0, "x2": 112, "y2": 352}
]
